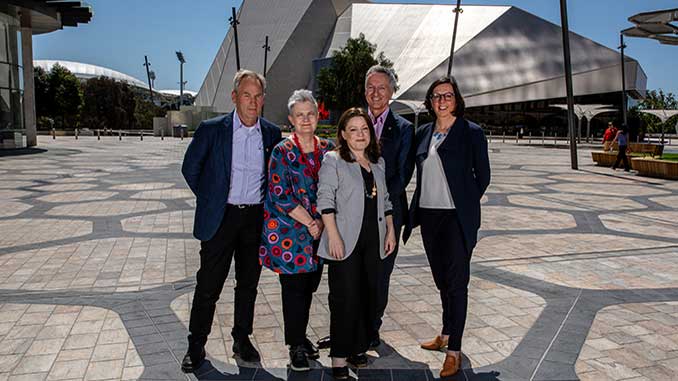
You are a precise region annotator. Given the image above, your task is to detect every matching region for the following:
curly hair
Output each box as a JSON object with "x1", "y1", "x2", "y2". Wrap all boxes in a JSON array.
[{"x1": 335, "y1": 107, "x2": 381, "y2": 164}]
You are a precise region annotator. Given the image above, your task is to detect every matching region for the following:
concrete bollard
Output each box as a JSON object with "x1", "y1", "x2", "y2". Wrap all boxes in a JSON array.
[
  {"x1": 97, "y1": 129, "x2": 101, "y2": 141},
  {"x1": 554, "y1": 134, "x2": 557, "y2": 145},
  {"x1": 180, "y1": 129, "x2": 184, "y2": 140},
  {"x1": 542, "y1": 131, "x2": 545, "y2": 146},
  {"x1": 75, "y1": 129, "x2": 79, "y2": 140},
  {"x1": 502, "y1": 131, "x2": 506, "y2": 143},
  {"x1": 515, "y1": 132, "x2": 519, "y2": 143},
  {"x1": 161, "y1": 129, "x2": 164, "y2": 141},
  {"x1": 140, "y1": 132, "x2": 143, "y2": 141},
  {"x1": 52, "y1": 128, "x2": 56, "y2": 140},
  {"x1": 119, "y1": 130, "x2": 122, "y2": 141},
  {"x1": 528, "y1": 132, "x2": 532, "y2": 144}
]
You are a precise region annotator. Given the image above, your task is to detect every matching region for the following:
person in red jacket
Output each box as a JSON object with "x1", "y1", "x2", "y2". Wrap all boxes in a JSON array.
[{"x1": 602, "y1": 121, "x2": 618, "y2": 151}]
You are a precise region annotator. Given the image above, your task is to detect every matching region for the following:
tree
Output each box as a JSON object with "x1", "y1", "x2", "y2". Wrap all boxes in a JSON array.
[
  {"x1": 134, "y1": 97, "x2": 164, "y2": 130},
  {"x1": 47, "y1": 64, "x2": 82, "y2": 129},
  {"x1": 316, "y1": 33, "x2": 394, "y2": 116},
  {"x1": 632, "y1": 89, "x2": 678, "y2": 134},
  {"x1": 81, "y1": 76, "x2": 137, "y2": 130}
]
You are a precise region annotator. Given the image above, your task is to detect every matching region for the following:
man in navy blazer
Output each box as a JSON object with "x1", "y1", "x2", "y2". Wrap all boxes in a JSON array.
[
  {"x1": 180, "y1": 69, "x2": 281, "y2": 372},
  {"x1": 364, "y1": 65, "x2": 415, "y2": 347}
]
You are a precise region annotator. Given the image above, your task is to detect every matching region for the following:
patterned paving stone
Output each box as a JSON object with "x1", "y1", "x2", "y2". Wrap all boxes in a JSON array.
[
  {"x1": 508, "y1": 193, "x2": 646, "y2": 212},
  {"x1": 485, "y1": 184, "x2": 539, "y2": 193},
  {"x1": 0, "y1": 189, "x2": 34, "y2": 200},
  {"x1": 36, "y1": 191, "x2": 118, "y2": 203},
  {"x1": 546, "y1": 183, "x2": 670, "y2": 197},
  {"x1": 548, "y1": 173, "x2": 643, "y2": 184},
  {"x1": 129, "y1": 189, "x2": 195, "y2": 200},
  {"x1": 482, "y1": 206, "x2": 576, "y2": 230},
  {"x1": 0, "y1": 304, "x2": 141, "y2": 380},
  {"x1": 490, "y1": 176, "x2": 555, "y2": 185},
  {"x1": 109, "y1": 182, "x2": 175, "y2": 191},
  {"x1": 0, "y1": 219, "x2": 92, "y2": 250},
  {"x1": 0, "y1": 181, "x2": 37, "y2": 189},
  {"x1": 46, "y1": 201, "x2": 166, "y2": 217},
  {"x1": 648, "y1": 195, "x2": 678, "y2": 209},
  {"x1": 576, "y1": 302, "x2": 678, "y2": 380},
  {"x1": 121, "y1": 210, "x2": 194, "y2": 233},
  {"x1": 600, "y1": 211, "x2": 678, "y2": 239},
  {"x1": 0, "y1": 201, "x2": 32, "y2": 218},
  {"x1": 31, "y1": 183, "x2": 98, "y2": 192}
]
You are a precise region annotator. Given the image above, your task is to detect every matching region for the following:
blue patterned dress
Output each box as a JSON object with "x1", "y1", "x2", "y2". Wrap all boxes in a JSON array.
[{"x1": 259, "y1": 136, "x2": 335, "y2": 274}]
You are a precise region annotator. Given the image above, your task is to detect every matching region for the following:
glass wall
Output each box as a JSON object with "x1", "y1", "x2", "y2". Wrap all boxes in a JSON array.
[{"x1": 0, "y1": 6, "x2": 24, "y2": 149}]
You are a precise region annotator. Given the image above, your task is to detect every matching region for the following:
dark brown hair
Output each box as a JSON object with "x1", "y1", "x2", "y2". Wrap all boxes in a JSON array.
[
  {"x1": 335, "y1": 107, "x2": 381, "y2": 164},
  {"x1": 424, "y1": 76, "x2": 465, "y2": 119}
]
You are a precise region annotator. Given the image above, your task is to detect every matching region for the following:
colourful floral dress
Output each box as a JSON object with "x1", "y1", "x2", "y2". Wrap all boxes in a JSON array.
[{"x1": 259, "y1": 136, "x2": 335, "y2": 274}]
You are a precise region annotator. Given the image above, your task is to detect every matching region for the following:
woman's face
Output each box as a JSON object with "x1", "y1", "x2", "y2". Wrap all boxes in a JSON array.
[
  {"x1": 430, "y1": 83, "x2": 456, "y2": 119},
  {"x1": 341, "y1": 116, "x2": 371, "y2": 152},
  {"x1": 288, "y1": 101, "x2": 318, "y2": 136}
]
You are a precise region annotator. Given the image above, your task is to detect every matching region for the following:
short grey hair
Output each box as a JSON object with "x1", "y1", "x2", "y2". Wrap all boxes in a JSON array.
[
  {"x1": 287, "y1": 89, "x2": 318, "y2": 115},
  {"x1": 233, "y1": 69, "x2": 266, "y2": 93},
  {"x1": 365, "y1": 65, "x2": 399, "y2": 93}
]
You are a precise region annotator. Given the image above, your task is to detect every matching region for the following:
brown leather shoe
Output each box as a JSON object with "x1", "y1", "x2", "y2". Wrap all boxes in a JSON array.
[
  {"x1": 420, "y1": 335, "x2": 448, "y2": 351},
  {"x1": 440, "y1": 352, "x2": 461, "y2": 378}
]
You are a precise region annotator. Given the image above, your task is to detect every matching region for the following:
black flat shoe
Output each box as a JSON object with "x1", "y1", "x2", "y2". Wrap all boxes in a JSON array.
[
  {"x1": 369, "y1": 336, "x2": 381, "y2": 349},
  {"x1": 347, "y1": 353, "x2": 368, "y2": 368},
  {"x1": 181, "y1": 348, "x2": 205, "y2": 373},
  {"x1": 303, "y1": 337, "x2": 320, "y2": 359},
  {"x1": 332, "y1": 366, "x2": 349, "y2": 379},
  {"x1": 233, "y1": 336, "x2": 261, "y2": 362},
  {"x1": 317, "y1": 335, "x2": 331, "y2": 350},
  {"x1": 289, "y1": 345, "x2": 310, "y2": 372}
]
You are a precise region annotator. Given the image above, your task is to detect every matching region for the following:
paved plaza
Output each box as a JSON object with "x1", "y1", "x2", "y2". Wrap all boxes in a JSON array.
[{"x1": 0, "y1": 136, "x2": 677, "y2": 380}]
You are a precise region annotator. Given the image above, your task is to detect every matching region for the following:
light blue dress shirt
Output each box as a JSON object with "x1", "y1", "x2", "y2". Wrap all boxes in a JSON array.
[{"x1": 228, "y1": 111, "x2": 265, "y2": 204}]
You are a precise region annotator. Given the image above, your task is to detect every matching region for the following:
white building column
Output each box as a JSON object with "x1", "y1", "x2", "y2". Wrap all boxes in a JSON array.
[{"x1": 21, "y1": 11, "x2": 36, "y2": 147}]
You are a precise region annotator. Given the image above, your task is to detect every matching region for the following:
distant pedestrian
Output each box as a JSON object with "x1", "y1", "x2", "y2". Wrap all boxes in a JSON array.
[
  {"x1": 602, "y1": 121, "x2": 617, "y2": 151},
  {"x1": 612, "y1": 124, "x2": 631, "y2": 171}
]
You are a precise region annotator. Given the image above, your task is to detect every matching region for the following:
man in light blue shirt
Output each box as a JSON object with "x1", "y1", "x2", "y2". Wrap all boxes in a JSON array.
[{"x1": 181, "y1": 69, "x2": 281, "y2": 372}]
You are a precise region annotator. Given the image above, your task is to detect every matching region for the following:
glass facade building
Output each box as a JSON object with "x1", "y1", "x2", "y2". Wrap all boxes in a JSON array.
[{"x1": 0, "y1": 5, "x2": 24, "y2": 149}]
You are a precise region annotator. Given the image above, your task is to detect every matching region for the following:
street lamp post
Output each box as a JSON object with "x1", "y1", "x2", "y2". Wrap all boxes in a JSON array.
[
  {"x1": 447, "y1": 0, "x2": 462, "y2": 77},
  {"x1": 229, "y1": 7, "x2": 241, "y2": 71},
  {"x1": 176, "y1": 51, "x2": 186, "y2": 108},
  {"x1": 143, "y1": 56, "x2": 154, "y2": 103},
  {"x1": 559, "y1": 0, "x2": 578, "y2": 170},
  {"x1": 618, "y1": 33, "x2": 628, "y2": 125}
]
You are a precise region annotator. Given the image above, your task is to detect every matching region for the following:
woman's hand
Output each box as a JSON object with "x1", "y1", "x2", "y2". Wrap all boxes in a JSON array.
[
  {"x1": 328, "y1": 234, "x2": 345, "y2": 260},
  {"x1": 314, "y1": 218, "x2": 324, "y2": 235},
  {"x1": 307, "y1": 221, "x2": 321, "y2": 240},
  {"x1": 385, "y1": 228, "x2": 396, "y2": 256}
]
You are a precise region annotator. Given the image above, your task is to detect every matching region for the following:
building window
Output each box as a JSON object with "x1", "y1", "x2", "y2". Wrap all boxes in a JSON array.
[{"x1": 0, "y1": 7, "x2": 24, "y2": 148}]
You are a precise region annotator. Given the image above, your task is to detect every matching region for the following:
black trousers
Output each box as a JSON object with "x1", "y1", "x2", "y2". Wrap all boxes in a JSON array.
[
  {"x1": 187, "y1": 204, "x2": 264, "y2": 351},
  {"x1": 613, "y1": 145, "x2": 630, "y2": 170},
  {"x1": 328, "y1": 225, "x2": 380, "y2": 358},
  {"x1": 419, "y1": 208, "x2": 471, "y2": 351},
  {"x1": 279, "y1": 267, "x2": 323, "y2": 347}
]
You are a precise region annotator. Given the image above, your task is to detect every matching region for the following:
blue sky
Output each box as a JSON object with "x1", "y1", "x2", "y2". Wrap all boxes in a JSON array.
[{"x1": 34, "y1": 0, "x2": 678, "y2": 94}]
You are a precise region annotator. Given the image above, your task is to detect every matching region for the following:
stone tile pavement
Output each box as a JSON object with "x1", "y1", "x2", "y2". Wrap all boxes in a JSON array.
[{"x1": 0, "y1": 136, "x2": 677, "y2": 380}]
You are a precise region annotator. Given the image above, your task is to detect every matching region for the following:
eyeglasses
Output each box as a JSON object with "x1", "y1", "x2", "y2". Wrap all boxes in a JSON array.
[{"x1": 430, "y1": 92, "x2": 455, "y2": 102}]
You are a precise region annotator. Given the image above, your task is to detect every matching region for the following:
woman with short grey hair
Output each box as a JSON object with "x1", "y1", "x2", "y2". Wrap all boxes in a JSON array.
[{"x1": 259, "y1": 89, "x2": 335, "y2": 372}]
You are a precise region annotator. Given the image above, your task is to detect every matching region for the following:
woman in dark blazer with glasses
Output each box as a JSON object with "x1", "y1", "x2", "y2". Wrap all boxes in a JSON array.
[{"x1": 403, "y1": 76, "x2": 490, "y2": 378}]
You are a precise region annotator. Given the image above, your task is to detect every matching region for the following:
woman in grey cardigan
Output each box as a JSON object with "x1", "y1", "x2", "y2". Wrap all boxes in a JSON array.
[{"x1": 317, "y1": 107, "x2": 396, "y2": 379}]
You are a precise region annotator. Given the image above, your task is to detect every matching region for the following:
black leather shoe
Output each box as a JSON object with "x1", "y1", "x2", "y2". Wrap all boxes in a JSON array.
[
  {"x1": 303, "y1": 337, "x2": 320, "y2": 359},
  {"x1": 181, "y1": 348, "x2": 205, "y2": 373},
  {"x1": 369, "y1": 336, "x2": 381, "y2": 349},
  {"x1": 332, "y1": 366, "x2": 349, "y2": 379},
  {"x1": 347, "y1": 353, "x2": 368, "y2": 368},
  {"x1": 289, "y1": 345, "x2": 310, "y2": 372},
  {"x1": 233, "y1": 336, "x2": 261, "y2": 362},
  {"x1": 317, "y1": 335, "x2": 331, "y2": 350}
]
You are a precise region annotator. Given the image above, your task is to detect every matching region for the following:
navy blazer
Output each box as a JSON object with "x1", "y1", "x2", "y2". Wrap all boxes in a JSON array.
[
  {"x1": 379, "y1": 110, "x2": 415, "y2": 230},
  {"x1": 181, "y1": 111, "x2": 282, "y2": 241},
  {"x1": 403, "y1": 118, "x2": 491, "y2": 254}
]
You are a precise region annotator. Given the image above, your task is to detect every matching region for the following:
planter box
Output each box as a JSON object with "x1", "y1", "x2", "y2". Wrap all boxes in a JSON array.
[
  {"x1": 631, "y1": 158, "x2": 678, "y2": 180},
  {"x1": 591, "y1": 151, "x2": 617, "y2": 166}
]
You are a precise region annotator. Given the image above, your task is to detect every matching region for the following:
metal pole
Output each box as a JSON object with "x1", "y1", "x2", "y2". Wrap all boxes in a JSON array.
[
  {"x1": 144, "y1": 56, "x2": 154, "y2": 103},
  {"x1": 559, "y1": 0, "x2": 578, "y2": 170},
  {"x1": 261, "y1": 35, "x2": 271, "y2": 117},
  {"x1": 447, "y1": 0, "x2": 462, "y2": 77},
  {"x1": 180, "y1": 61, "x2": 184, "y2": 108},
  {"x1": 619, "y1": 33, "x2": 628, "y2": 125},
  {"x1": 230, "y1": 7, "x2": 241, "y2": 70}
]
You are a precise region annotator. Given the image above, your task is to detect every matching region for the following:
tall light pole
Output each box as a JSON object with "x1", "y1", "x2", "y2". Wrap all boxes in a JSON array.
[
  {"x1": 618, "y1": 33, "x2": 628, "y2": 125},
  {"x1": 447, "y1": 0, "x2": 463, "y2": 77},
  {"x1": 176, "y1": 51, "x2": 186, "y2": 108},
  {"x1": 559, "y1": 0, "x2": 578, "y2": 170},
  {"x1": 229, "y1": 7, "x2": 241, "y2": 70},
  {"x1": 261, "y1": 36, "x2": 271, "y2": 117},
  {"x1": 143, "y1": 56, "x2": 154, "y2": 103},
  {"x1": 149, "y1": 70, "x2": 156, "y2": 90}
]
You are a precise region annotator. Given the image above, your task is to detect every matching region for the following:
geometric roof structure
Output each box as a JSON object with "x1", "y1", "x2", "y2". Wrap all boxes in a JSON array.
[
  {"x1": 195, "y1": 1, "x2": 647, "y2": 124},
  {"x1": 5, "y1": 0, "x2": 93, "y2": 35},
  {"x1": 34, "y1": 60, "x2": 148, "y2": 88},
  {"x1": 623, "y1": 8, "x2": 678, "y2": 46}
]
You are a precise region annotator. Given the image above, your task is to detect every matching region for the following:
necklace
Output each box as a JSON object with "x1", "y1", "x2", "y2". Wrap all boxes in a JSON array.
[
  {"x1": 292, "y1": 133, "x2": 321, "y2": 181},
  {"x1": 361, "y1": 167, "x2": 377, "y2": 198}
]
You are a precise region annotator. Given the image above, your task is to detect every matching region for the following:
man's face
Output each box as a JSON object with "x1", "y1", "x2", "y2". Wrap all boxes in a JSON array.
[
  {"x1": 231, "y1": 76, "x2": 264, "y2": 126},
  {"x1": 365, "y1": 72, "x2": 393, "y2": 115}
]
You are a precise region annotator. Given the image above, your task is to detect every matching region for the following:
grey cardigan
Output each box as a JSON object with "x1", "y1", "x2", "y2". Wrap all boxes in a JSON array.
[{"x1": 317, "y1": 151, "x2": 393, "y2": 260}]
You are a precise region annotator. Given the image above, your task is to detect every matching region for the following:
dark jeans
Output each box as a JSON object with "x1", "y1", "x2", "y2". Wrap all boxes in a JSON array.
[
  {"x1": 419, "y1": 208, "x2": 471, "y2": 351},
  {"x1": 279, "y1": 267, "x2": 323, "y2": 347},
  {"x1": 613, "y1": 145, "x2": 630, "y2": 170},
  {"x1": 187, "y1": 204, "x2": 264, "y2": 351},
  {"x1": 328, "y1": 223, "x2": 380, "y2": 358}
]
